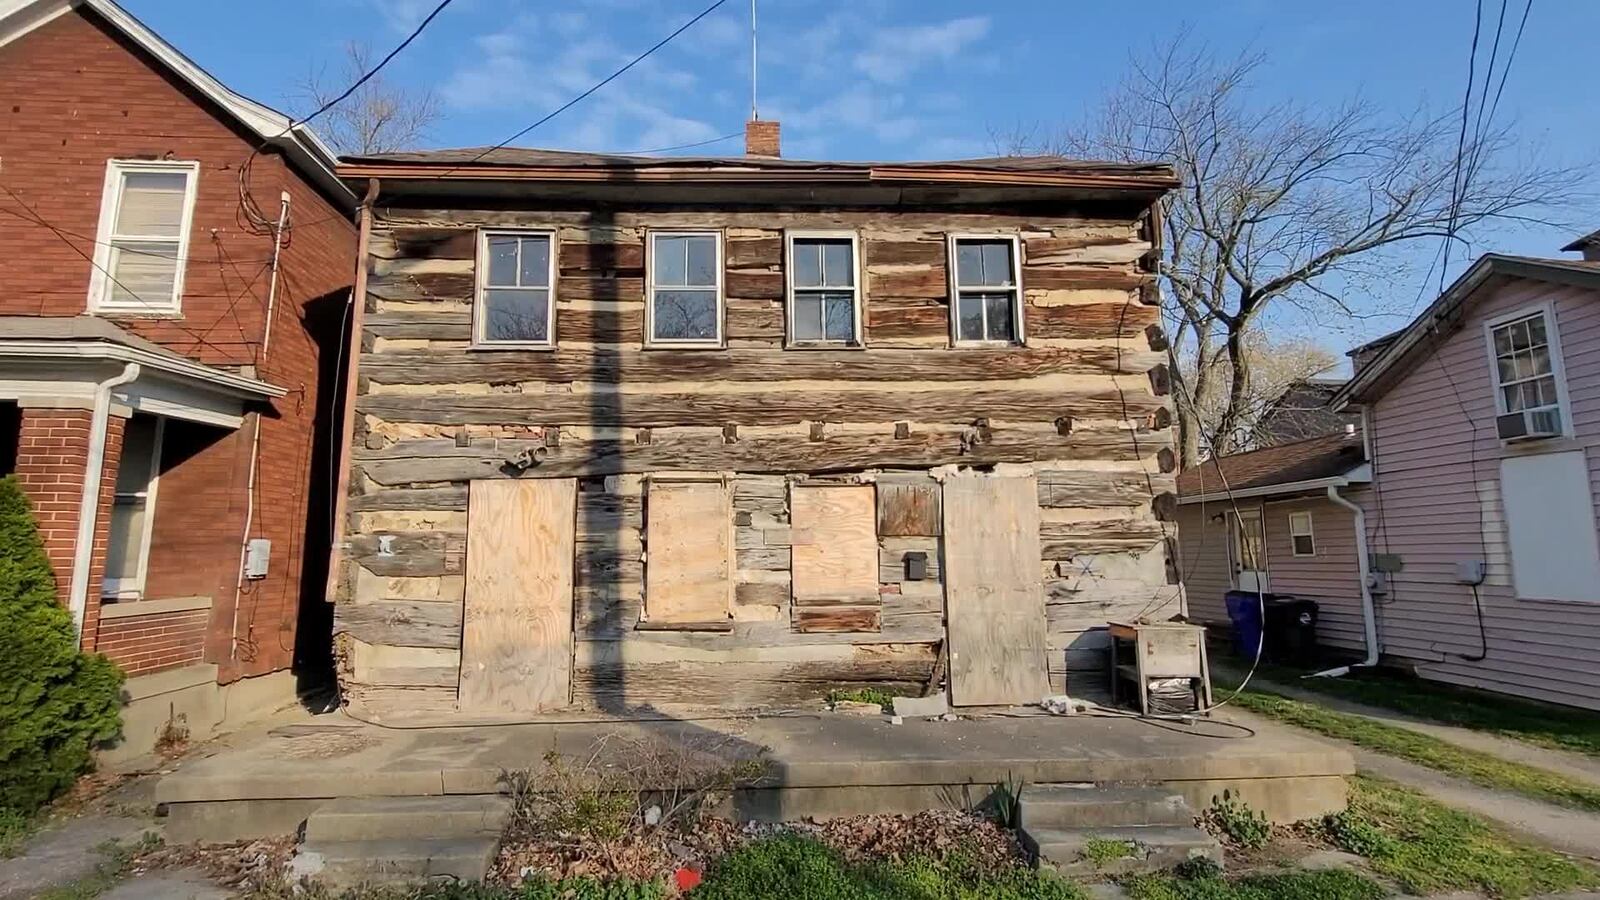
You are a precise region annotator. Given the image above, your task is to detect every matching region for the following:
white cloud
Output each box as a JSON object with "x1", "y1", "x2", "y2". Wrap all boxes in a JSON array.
[{"x1": 853, "y1": 16, "x2": 991, "y2": 85}]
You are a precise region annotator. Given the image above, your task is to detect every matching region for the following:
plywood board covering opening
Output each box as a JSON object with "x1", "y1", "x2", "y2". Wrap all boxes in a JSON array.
[
  {"x1": 459, "y1": 478, "x2": 577, "y2": 714},
  {"x1": 791, "y1": 484, "x2": 881, "y2": 633},
  {"x1": 942, "y1": 474, "x2": 1049, "y2": 705},
  {"x1": 645, "y1": 481, "x2": 734, "y2": 626}
]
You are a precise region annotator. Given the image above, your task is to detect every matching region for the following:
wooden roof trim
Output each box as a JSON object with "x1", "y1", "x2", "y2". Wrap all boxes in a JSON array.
[{"x1": 334, "y1": 162, "x2": 1180, "y2": 191}]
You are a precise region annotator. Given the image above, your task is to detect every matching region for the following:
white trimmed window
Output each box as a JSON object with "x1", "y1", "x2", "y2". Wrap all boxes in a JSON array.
[
  {"x1": 476, "y1": 230, "x2": 555, "y2": 346},
  {"x1": 948, "y1": 234, "x2": 1022, "y2": 345},
  {"x1": 786, "y1": 231, "x2": 861, "y2": 346},
  {"x1": 647, "y1": 231, "x2": 723, "y2": 346},
  {"x1": 1487, "y1": 308, "x2": 1567, "y2": 433},
  {"x1": 104, "y1": 415, "x2": 164, "y2": 599},
  {"x1": 89, "y1": 160, "x2": 200, "y2": 314},
  {"x1": 1288, "y1": 511, "x2": 1315, "y2": 557}
]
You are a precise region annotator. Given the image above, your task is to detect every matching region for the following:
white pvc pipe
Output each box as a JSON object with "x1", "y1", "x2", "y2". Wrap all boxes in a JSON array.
[
  {"x1": 69, "y1": 362, "x2": 141, "y2": 637},
  {"x1": 1310, "y1": 483, "x2": 1380, "y2": 677}
]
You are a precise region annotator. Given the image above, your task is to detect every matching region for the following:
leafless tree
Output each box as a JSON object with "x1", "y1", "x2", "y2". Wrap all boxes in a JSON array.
[
  {"x1": 1191, "y1": 331, "x2": 1341, "y2": 451},
  {"x1": 294, "y1": 42, "x2": 440, "y2": 156},
  {"x1": 1003, "y1": 32, "x2": 1580, "y2": 466}
]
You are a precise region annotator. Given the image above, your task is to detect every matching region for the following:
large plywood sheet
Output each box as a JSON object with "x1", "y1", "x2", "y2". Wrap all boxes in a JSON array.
[
  {"x1": 459, "y1": 478, "x2": 576, "y2": 714},
  {"x1": 645, "y1": 482, "x2": 733, "y2": 624},
  {"x1": 791, "y1": 485, "x2": 880, "y2": 605},
  {"x1": 942, "y1": 473, "x2": 1049, "y2": 706}
]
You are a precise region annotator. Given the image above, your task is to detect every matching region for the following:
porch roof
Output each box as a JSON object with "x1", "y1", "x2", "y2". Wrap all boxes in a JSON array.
[{"x1": 1177, "y1": 432, "x2": 1368, "y2": 505}]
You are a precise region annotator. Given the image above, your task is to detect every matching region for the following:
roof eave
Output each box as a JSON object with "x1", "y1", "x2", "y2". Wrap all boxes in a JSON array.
[
  {"x1": 0, "y1": 339, "x2": 286, "y2": 399},
  {"x1": 1178, "y1": 465, "x2": 1371, "y2": 505}
]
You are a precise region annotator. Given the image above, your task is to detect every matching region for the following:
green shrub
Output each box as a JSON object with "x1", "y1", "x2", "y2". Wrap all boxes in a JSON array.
[
  {"x1": 1205, "y1": 790, "x2": 1271, "y2": 850},
  {"x1": 0, "y1": 476, "x2": 124, "y2": 814}
]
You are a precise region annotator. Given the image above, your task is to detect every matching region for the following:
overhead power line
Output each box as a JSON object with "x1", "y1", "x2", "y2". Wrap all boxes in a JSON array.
[
  {"x1": 620, "y1": 131, "x2": 742, "y2": 156},
  {"x1": 430, "y1": 0, "x2": 732, "y2": 177}
]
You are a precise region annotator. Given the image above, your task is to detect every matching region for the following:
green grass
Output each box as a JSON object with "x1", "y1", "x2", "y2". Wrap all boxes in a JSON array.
[
  {"x1": 0, "y1": 807, "x2": 33, "y2": 858},
  {"x1": 1327, "y1": 776, "x2": 1600, "y2": 898},
  {"x1": 691, "y1": 833, "x2": 1087, "y2": 900},
  {"x1": 32, "y1": 834, "x2": 161, "y2": 900},
  {"x1": 827, "y1": 688, "x2": 896, "y2": 713},
  {"x1": 1124, "y1": 868, "x2": 1385, "y2": 900},
  {"x1": 1080, "y1": 836, "x2": 1136, "y2": 867},
  {"x1": 1229, "y1": 661, "x2": 1600, "y2": 759},
  {"x1": 1222, "y1": 686, "x2": 1600, "y2": 812}
]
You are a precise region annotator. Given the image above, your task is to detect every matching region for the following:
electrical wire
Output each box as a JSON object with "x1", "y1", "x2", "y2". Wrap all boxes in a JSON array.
[
  {"x1": 616, "y1": 131, "x2": 743, "y2": 156},
  {"x1": 422, "y1": 0, "x2": 732, "y2": 179}
]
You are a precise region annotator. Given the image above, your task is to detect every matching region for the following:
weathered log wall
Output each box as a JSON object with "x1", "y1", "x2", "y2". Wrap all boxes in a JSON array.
[{"x1": 335, "y1": 204, "x2": 1179, "y2": 720}]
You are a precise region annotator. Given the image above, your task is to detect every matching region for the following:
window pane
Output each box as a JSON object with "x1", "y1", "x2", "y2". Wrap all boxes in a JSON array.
[
  {"x1": 1497, "y1": 355, "x2": 1517, "y2": 384},
  {"x1": 1493, "y1": 325, "x2": 1514, "y2": 356},
  {"x1": 655, "y1": 235, "x2": 688, "y2": 286},
  {"x1": 1528, "y1": 314, "x2": 1547, "y2": 346},
  {"x1": 824, "y1": 292, "x2": 855, "y2": 341},
  {"x1": 983, "y1": 292, "x2": 1015, "y2": 341},
  {"x1": 1503, "y1": 384, "x2": 1523, "y2": 412},
  {"x1": 482, "y1": 288, "x2": 549, "y2": 342},
  {"x1": 792, "y1": 240, "x2": 822, "y2": 288},
  {"x1": 956, "y1": 239, "x2": 1012, "y2": 287},
  {"x1": 1530, "y1": 346, "x2": 1551, "y2": 378},
  {"x1": 487, "y1": 236, "x2": 518, "y2": 286},
  {"x1": 821, "y1": 241, "x2": 853, "y2": 287},
  {"x1": 1512, "y1": 350, "x2": 1532, "y2": 380},
  {"x1": 957, "y1": 294, "x2": 985, "y2": 341},
  {"x1": 114, "y1": 171, "x2": 188, "y2": 237},
  {"x1": 517, "y1": 236, "x2": 550, "y2": 287},
  {"x1": 653, "y1": 289, "x2": 718, "y2": 341},
  {"x1": 685, "y1": 235, "x2": 717, "y2": 287},
  {"x1": 115, "y1": 417, "x2": 160, "y2": 493},
  {"x1": 792, "y1": 295, "x2": 824, "y2": 341},
  {"x1": 108, "y1": 241, "x2": 179, "y2": 306},
  {"x1": 1293, "y1": 535, "x2": 1315, "y2": 556},
  {"x1": 105, "y1": 498, "x2": 147, "y2": 584},
  {"x1": 1535, "y1": 376, "x2": 1558, "y2": 408},
  {"x1": 1510, "y1": 320, "x2": 1532, "y2": 351}
]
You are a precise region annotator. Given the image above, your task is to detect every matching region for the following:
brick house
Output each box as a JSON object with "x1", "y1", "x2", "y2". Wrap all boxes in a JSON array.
[{"x1": 0, "y1": 0, "x2": 357, "y2": 757}]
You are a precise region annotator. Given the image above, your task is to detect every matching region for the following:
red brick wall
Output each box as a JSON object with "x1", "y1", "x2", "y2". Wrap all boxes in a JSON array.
[
  {"x1": 12, "y1": 408, "x2": 124, "y2": 650},
  {"x1": 95, "y1": 608, "x2": 209, "y2": 676},
  {"x1": 0, "y1": 8, "x2": 358, "y2": 681}
]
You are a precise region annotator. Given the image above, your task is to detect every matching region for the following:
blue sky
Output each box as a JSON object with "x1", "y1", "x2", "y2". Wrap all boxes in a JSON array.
[{"x1": 123, "y1": 0, "x2": 1600, "y2": 352}]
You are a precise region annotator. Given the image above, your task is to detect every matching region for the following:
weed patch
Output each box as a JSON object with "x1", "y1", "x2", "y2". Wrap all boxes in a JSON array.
[
  {"x1": 1226, "y1": 688, "x2": 1600, "y2": 812},
  {"x1": 1080, "y1": 836, "x2": 1136, "y2": 868},
  {"x1": 1322, "y1": 776, "x2": 1599, "y2": 898},
  {"x1": 1205, "y1": 791, "x2": 1271, "y2": 850},
  {"x1": 0, "y1": 806, "x2": 33, "y2": 857},
  {"x1": 827, "y1": 688, "x2": 895, "y2": 713},
  {"x1": 1123, "y1": 868, "x2": 1384, "y2": 900}
]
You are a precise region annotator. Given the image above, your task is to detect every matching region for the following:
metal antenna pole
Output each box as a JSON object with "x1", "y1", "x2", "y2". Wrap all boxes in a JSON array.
[{"x1": 750, "y1": 0, "x2": 758, "y2": 120}]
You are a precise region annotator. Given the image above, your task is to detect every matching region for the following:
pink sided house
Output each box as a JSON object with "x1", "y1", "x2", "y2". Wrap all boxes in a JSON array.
[{"x1": 1178, "y1": 246, "x2": 1600, "y2": 712}]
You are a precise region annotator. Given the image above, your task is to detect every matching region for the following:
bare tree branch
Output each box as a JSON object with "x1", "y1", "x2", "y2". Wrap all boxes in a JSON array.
[{"x1": 293, "y1": 42, "x2": 441, "y2": 156}]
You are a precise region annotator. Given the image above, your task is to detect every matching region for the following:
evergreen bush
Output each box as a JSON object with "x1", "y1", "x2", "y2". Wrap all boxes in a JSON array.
[{"x1": 0, "y1": 475, "x2": 124, "y2": 815}]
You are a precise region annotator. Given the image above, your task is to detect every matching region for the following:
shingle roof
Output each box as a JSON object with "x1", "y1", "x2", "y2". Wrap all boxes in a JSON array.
[
  {"x1": 1176, "y1": 432, "x2": 1366, "y2": 499},
  {"x1": 1562, "y1": 228, "x2": 1600, "y2": 252}
]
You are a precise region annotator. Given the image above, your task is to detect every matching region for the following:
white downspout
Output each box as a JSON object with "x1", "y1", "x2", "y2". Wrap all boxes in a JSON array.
[
  {"x1": 69, "y1": 362, "x2": 141, "y2": 637},
  {"x1": 1310, "y1": 483, "x2": 1380, "y2": 677}
]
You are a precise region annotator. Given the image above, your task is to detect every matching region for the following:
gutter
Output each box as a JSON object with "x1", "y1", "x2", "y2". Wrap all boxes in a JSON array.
[
  {"x1": 69, "y1": 362, "x2": 141, "y2": 637},
  {"x1": 1178, "y1": 471, "x2": 1368, "y2": 506},
  {"x1": 0, "y1": 341, "x2": 284, "y2": 399},
  {"x1": 1310, "y1": 483, "x2": 1380, "y2": 678},
  {"x1": 324, "y1": 178, "x2": 380, "y2": 604}
]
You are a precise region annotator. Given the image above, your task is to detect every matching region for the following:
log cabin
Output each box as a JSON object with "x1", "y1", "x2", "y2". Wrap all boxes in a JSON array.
[{"x1": 327, "y1": 124, "x2": 1183, "y2": 721}]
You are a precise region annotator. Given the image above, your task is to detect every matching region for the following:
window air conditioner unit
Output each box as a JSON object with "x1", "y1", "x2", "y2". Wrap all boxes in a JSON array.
[{"x1": 1496, "y1": 408, "x2": 1562, "y2": 442}]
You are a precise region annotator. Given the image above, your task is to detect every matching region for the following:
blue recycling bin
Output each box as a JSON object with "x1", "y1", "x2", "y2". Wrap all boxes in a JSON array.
[{"x1": 1224, "y1": 589, "x2": 1265, "y2": 659}]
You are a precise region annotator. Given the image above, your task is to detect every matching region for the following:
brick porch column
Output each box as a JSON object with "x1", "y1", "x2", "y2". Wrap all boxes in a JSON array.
[{"x1": 13, "y1": 407, "x2": 126, "y2": 650}]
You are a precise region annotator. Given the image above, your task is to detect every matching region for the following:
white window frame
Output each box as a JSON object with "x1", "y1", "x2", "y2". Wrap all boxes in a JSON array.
[
  {"x1": 1288, "y1": 510, "x2": 1316, "y2": 557},
  {"x1": 103, "y1": 416, "x2": 165, "y2": 600},
  {"x1": 1482, "y1": 301, "x2": 1574, "y2": 440},
  {"x1": 947, "y1": 233, "x2": 1024, "y2": 347},
  {"x1": 645, "y1": 229, "x2": 725, "y2": 348},
  {"x1": 473, "y1": 228, "x2": 558, "y2": 349},
  {"x1": 784, "y1": 229, "x2": 863, "y2": 348},
  {"x1": 87, "y1": 159, "x2": 201, "y2": 315}
]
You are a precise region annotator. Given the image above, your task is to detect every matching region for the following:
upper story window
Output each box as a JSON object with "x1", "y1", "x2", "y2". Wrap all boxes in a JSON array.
[
  {"x1": 786, "y1": 232, "x2": 861, "y2": 346},
  {"x1": 1487, "y1": 306, "x2": 1569, "y2": 437},
  {"x1": 948, "y1": 235, "x2": 1022, "y2": 345},
  {"x1": 1288, "y1": 511, "x2": 1315, "y2": 557},
  {"x1": 476, "y1": 230, "x2": 555, "y2": 346},
  {"x1": 647, "y1": 231, "x2": 723, "y2": 346},
  {"x1": 89, "y1": 160, "x2": 199, "y2": 315}
]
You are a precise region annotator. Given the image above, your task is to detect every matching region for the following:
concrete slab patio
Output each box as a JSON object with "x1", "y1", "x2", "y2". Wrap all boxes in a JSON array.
[{"x1": 154, "y1": 707, "x2": 1354, "y2": 843}]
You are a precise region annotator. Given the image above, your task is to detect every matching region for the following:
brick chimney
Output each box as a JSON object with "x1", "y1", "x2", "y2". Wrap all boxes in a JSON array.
[{"x1": 745, "y1": 119, "x2": 780, "y2": 157}]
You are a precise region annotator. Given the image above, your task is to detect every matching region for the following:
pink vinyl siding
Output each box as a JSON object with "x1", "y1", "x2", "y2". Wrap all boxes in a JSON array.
[
  {"x1": 1177, "y1": 495, "x2": 1366, "y2": 656},
  {"x1": 1367, "y1": 277, "x2": 1600, "y2": 710}
]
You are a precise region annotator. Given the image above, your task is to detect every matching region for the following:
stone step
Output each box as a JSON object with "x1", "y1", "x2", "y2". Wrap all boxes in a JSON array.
[
  {"x1": 1021, "y1": 825, "x2": 1221, "y2": 876},
  {"x1": 1019, "y1": 784, "x2": 1193, "y2": 831},
  {"x1": 295, "y1": 836, "x2": 501, "y2": 887},
  {"x1": 304, "y1": 795, "x2": 511, "y2": 843}
]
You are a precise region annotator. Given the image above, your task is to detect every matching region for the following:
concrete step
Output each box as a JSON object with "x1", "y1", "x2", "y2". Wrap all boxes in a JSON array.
[
  {"x1": 1021, "y1": 824, "x2": 1221, "y2": 876},
  {"x1": 1019, "y1": 784, "x2": 1193, "y2": 831},
  {"x1": 304, "y1": 795, "x2": 511, "y2": 843},
  {"x1": 295, "y1": 836, "x2": 501, "y2": 887}
]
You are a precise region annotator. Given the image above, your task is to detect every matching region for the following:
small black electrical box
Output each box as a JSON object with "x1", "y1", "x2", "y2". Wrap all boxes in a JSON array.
[{"x1": 904, "y1": 551, "x2": 928, "y2": 581}]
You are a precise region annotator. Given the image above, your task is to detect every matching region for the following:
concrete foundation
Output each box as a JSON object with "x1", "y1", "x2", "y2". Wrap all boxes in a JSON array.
[
  {"x1": 101, "y1": 667, "x2": 299, "y2": 768},
  {"x1": 154, "y1": 709, "x2": 1355, "y2": 840}
]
